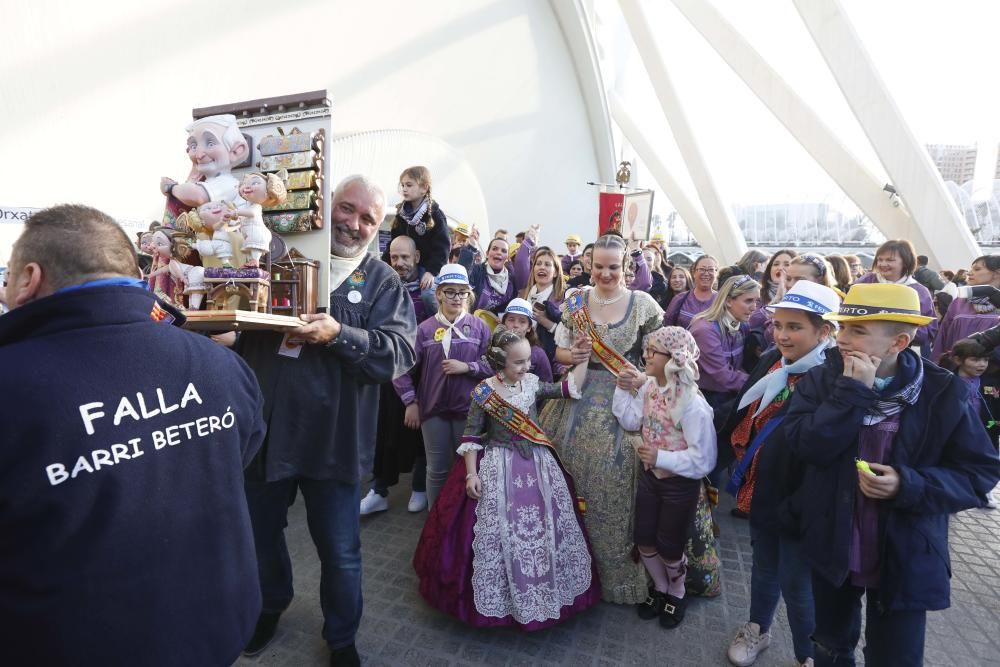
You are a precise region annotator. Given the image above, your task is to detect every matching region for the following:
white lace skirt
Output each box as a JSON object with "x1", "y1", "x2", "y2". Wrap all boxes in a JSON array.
[{"x1": 470, "y1": 445, "x2": 593, "y2": 624}]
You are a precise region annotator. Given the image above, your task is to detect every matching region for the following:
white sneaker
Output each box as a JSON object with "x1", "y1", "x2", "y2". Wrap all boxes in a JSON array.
[
  {"x1": 986, "y1": 491, "x2": 998, "y2": 509},
  {"x1": 359, "y1": 489, "x2": 389, "y2": 515},
  {"x1": 797, "y1": 658, "x2": 815, "y2": 667},
  {"x1": 408, "y1": 491, "x2": 428, "y2": 513},
  {"x1": 727, "y1": 622, "x2": 771, "y2": 667}
]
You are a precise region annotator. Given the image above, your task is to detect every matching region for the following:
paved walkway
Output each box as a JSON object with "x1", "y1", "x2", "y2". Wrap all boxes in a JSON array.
[{"x1": 235, "y1": 479, "x2": 1000, "y2": 666}]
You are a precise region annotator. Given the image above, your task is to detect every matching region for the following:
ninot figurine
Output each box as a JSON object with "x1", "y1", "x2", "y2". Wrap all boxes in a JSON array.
[
  {"x1": 145, "y1": 228, "x2": 207, "y2": 310},
  {"x1": 184, "y1": 201, "x2": 238, "y2": 268},
  {"x1": 232, "y1": 171, "x2": 287, "y2": 267}
]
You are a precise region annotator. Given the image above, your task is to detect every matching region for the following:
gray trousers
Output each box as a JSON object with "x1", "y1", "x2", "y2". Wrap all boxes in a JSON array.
[{"x1": 421, "y1": 416, "x2": 466, "y2": 507}]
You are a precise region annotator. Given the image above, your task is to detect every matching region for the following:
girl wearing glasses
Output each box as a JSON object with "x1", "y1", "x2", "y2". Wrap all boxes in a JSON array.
[
  {"x1": 393, "y1": 264, "x2": 492, "y2": 507},
  {"x1": 612, "y1": 327, "x2": 717, "y2": 629}
]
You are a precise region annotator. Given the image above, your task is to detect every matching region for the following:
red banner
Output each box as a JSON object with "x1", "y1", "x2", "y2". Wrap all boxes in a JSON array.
[{"x1": 598, "y1": 192, "x2": 624, "y2": 237}]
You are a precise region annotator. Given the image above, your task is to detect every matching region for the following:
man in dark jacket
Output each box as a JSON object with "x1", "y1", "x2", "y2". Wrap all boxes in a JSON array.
[
  {"x1": 0, "y1": 204, "x2": 266, "y2": 667},
  {"x1": 237, "y1": 175, "x2": 416, "y2": 666},
  {"x1": 783, "y1": 283, "x2": 1000, "y2": 666},
  {"x1": 913, "y1": 254, "x2": 945, "y2": 293}
]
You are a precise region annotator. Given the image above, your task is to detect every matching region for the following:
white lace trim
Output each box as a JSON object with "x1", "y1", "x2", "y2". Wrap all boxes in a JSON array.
[
  {"x1": 470, "y1": 447, "x2": 592, "y2": 623},
  {"x1": 456, "y1": 442, "x2": 484, "y2": 455},
  {"x1": 487, "y1": 374, "x2": 541, "y2": 413},
  {"x1": 565, "y1": 372, "x2": 581, "y2": 400}
]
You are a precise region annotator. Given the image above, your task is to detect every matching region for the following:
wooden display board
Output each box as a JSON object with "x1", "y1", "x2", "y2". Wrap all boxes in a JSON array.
[{"x1": 183, "y1": 310, "x2": 304, "y2": 331}]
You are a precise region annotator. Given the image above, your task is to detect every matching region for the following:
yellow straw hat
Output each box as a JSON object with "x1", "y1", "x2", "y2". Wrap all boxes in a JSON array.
[
  {"x1": 822, "y1": 283, "x2": 934, "y2": 326},
  {"x1": 453, "y1": 222, "x2": 472, "y2": 237},
  {"x1": 565, "y1": 233, "x2": 582, "y2": 245}
]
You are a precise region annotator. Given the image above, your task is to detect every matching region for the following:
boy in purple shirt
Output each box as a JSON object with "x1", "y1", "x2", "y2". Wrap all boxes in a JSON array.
[{"x1": 783, "y1": 284, "x2": 1000, "y2": 666}]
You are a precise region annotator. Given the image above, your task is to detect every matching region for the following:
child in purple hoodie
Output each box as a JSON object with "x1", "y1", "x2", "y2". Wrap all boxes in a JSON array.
[{"x1": 394, "y1": 264, "x2": 491, "y2": 506}]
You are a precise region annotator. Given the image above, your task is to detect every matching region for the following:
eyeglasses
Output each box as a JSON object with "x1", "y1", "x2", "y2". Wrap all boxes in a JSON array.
[
  {"x1": 442, "y1": 290, "x2": 470, "y2": 300},
  {"x1": 645, "y1": 347, "x2": 672, "y2": 358},
  {"x1": 695, "y1": 267, "x2": 718, "y2": 274}
]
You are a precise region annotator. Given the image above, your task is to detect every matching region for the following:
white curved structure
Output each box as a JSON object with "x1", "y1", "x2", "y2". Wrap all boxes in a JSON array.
[
  {"x1": 0, "y1": 0, "x2": 602, "y2": 254},
  {"x1": 0, "y1": 0, "x2": 984, "y2": 266}
]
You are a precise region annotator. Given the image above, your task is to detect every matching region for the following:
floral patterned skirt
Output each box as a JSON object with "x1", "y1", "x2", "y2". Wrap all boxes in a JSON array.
[
  {"x1": 685, "y1": 483, "x2": 722, "y2": 597},
  {"x1": 538, "y1": 366, "x2": 648, "y2": 604}
]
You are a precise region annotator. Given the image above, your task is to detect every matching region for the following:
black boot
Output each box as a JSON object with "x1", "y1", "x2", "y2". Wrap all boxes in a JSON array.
[
  {"x1": 636, "y1": 587, "x2": 666, "y2": 620},
  {"x1": 243, "y1": 611, "x2": 282, "y2": 656},
  {"x1": 330, "y1": 643, "x2": 361, "y2": 667}
]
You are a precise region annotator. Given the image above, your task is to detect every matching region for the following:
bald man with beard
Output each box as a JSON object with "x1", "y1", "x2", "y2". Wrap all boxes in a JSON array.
[{"x1": 359, "y1": 234, "x2": 432, "y2": 516}]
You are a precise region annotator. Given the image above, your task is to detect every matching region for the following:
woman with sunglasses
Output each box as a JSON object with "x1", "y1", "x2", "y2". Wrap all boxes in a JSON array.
[{"x1": 393, "y1": 264, "x2": 492, "y2": 507}]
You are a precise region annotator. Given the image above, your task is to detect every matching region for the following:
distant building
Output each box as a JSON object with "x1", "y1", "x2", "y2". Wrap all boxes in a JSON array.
[
  {"x1": 733, "y1": 202, "x2": 876, "y2": 245},
  {"x1": 926, "y1": 143, "x2": 978, "y2": 185}
]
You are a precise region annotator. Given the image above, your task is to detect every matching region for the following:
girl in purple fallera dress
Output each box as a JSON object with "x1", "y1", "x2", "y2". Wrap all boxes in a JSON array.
[{"x1": 413, "y1": 330, "x2": 600, "y2": 630}]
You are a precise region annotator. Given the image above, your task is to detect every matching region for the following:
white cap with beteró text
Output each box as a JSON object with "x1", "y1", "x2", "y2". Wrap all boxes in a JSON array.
[{"x1": 435, "y1": 264, "x2": 470, "y2": 287}]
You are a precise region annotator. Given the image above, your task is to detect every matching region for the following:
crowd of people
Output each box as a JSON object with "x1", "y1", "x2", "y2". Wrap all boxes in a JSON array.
[
  {"x1": 363, "y1": 165, "x2": 1000, "y2": 667},
  {"x1": 1, "y1": 164, "x2": 998, "y2": 667}
]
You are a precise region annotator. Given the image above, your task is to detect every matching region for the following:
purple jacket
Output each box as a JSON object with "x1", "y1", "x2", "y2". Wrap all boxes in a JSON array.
[
  {"x1": 855, "y1": 274, "x2": 937, "y2": 348},
  {"x1": 401, "y1": 267, "x2": 430, "y2": 324},
  {"x1": 394, "y1": 313, "x2": 492, "y2": 422},
  {"x1": 689, "y1": 318, "x2": 749, "y2": 394},
  {"x1": 663, "y1": 290, "x2": 716, "y2": 329},
  {"x1": 530, "y1": 345, "x2": 553, "y2": 383},
  {"x1": 931, "y1": 297, "x2": 998, "y2": 362}
]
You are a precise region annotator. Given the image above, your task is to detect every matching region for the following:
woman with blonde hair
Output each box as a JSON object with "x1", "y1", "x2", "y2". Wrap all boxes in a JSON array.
[
  {"x1": 515, "y1": 226, "x2": 567, "y2": 371},
  {"x1": 689, "y1": 275, "x2": 761, "y2": 411}
]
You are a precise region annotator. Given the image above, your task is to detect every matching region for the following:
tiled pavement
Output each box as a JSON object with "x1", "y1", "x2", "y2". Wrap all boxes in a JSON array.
[{"x1": 235, "y1": 479, "x2": 1000, "y2": 666}]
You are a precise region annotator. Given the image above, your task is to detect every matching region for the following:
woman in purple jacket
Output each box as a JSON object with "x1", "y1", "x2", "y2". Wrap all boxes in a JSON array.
[
  {"x1": 854, "y1": 239, "x2": 938, "y2": 352},
  {"x1": 394, "y1": 264, "x2": 492, "y2": 507},
  {"x1": 663, "y1": 255, "x2": 719, "y2": 329},
  {"x1": 688, "y1": 275, "x2": 761, "y2": 411},
  {"x1": 932, "y1": 254, "x2": 1000, "y2": 362}
]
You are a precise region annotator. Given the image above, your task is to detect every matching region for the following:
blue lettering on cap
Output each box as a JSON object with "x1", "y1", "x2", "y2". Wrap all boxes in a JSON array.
[{"x1": 436, "y1": 273, "x2": 467, "y2": 284}]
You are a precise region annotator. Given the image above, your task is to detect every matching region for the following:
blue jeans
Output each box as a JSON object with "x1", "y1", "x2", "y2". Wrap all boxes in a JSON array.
[
  {"x1": 244, "y1": 477, "x2": 362, "y2": 650},
  {"x1": 811, "y1": 573, "x2": 926, "y2": 666},
  {"x1": 749, "y1": 527, "x2": 815, "y2": 662}
]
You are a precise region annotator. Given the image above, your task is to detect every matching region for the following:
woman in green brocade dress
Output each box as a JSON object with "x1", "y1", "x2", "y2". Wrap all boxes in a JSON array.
[{"x1": 540, "y1": 236, "x2": 664, "y2": 604}]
